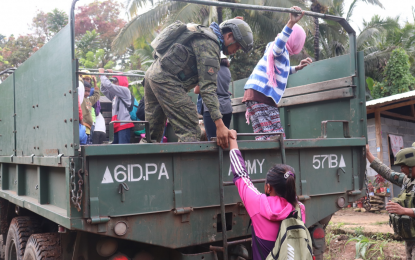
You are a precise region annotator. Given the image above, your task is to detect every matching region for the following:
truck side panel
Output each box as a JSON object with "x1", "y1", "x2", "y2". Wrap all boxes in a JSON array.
[
  {"x1": 13, "y1": 25, "x2": 78, "y2": 157},
  {"x1": 0, "y1": 75, "x2": 15, "y2": 156}
]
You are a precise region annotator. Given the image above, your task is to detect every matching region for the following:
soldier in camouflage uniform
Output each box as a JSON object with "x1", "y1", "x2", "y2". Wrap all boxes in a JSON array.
[
  {"x1": 144, "y1": 19, "x2": 253, "y2": 148},
  {"x1": 366, "y1": 144, "x2": 415, "y2": 260}
]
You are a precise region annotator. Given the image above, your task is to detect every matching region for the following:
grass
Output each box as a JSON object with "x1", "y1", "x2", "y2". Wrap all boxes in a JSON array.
[{"x1": 351, "y1": 226, "x2": 365, "y2": 236}]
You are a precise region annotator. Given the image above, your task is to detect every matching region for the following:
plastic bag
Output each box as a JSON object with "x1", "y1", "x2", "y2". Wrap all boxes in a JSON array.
[{"x1": 79, "y1": 124, "x2": 87, "y2": 145}]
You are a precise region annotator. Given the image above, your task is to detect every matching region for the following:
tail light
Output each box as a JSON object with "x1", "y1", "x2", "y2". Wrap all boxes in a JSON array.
[
  {"x1": 109, "y1": 253, "x2": 130, "y2": 260},
  {"x1": 312, "y1": 227, "x2": 325, "y2": 239}
]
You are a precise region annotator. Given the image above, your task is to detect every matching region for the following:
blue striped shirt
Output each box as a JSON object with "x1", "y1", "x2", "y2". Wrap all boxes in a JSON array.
[{"x1": 244, "y1": 26, "x2": 297, "y2": 105}]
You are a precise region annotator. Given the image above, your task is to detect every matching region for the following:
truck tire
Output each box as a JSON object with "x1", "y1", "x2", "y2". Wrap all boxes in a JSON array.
[
  {"x1": 5, "y1": 217, "x2": 42, "y2": 260},
  {"x1": 22, "y1": 233, "x2": 61, "y2": 260}
]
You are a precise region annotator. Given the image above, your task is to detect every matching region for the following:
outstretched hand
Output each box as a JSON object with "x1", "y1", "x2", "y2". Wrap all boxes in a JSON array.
[
  {"x1": 295, "y1": 58, "x2": 312, "y2": 71},
  {"x1": 288, "y1": 6, "x2": 305, "y2": 28}
]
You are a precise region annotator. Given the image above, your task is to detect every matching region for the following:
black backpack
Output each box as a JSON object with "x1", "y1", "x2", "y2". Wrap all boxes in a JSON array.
[{"x1": 136, "y1": 97, "x2": 145, "y2": 121}]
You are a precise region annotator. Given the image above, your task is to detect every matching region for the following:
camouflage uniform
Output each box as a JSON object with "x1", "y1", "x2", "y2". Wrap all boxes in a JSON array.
[
  {"x1": 370, "y1": 158, "x2": 415, "y2": 260},
  {"x1": 144, "y1": 31, "x2": 222, "y2": 143}
]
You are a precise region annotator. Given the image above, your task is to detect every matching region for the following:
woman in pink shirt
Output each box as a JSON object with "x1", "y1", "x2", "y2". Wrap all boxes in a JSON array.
[{"x1": 229, "y1": 130, "x2": 306, "y2": 260}]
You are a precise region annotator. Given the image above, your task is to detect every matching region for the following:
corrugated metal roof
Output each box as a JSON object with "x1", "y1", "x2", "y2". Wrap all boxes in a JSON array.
[{"x1": 366, "y1": 90, "x2": 415, "y2": 107}]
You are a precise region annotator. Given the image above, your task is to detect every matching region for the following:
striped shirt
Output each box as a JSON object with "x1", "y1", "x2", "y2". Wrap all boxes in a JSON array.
[{"x1": 244, "y1": 25, "x2": 297, "y2": 105}]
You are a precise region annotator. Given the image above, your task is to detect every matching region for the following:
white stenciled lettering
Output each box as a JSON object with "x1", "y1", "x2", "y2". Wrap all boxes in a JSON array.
[
  {"x1": 229, "y1": 159, "x2": 265, "y2": 175},
  {"x1": 248, "y1": 159, "x2": 256, "y2": 174},
  {"x1": 158, "y1": 163, "x2": 169, "y2": 179},
  {"x1": 102, "y1": 163, "x2": 170, "y2": 184},
  {"x1": 101, "y1": 166, "x2": 114, "y2": 183},
  {"x1": 312, "y1": 154, "x2": 346, "y2": 169},
  {"x1": 114, "y1": 165, "x2": 127, "y2": 182},
  {"x1": 339, "y1": 155, "x2": 346, "y2": 167},
  {"x1": 256, "y1": 159, "x2": 265, "y2": 173},
  {"x1": 146, "y1": 163, "x2": 157, "y2": 181},
  {"x1": 129, "y1": 164, "x2": 143, "y2": 182},
  {"x1": 329, "y1": 154, "x2": 338, "y2": 168}
]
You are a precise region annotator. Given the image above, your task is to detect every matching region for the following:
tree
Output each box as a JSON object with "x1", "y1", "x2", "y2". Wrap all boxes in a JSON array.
[
  {"x1": 31, "y1": 9, "x2": 68, "y2": 41},
  {"x1": 75, "y1": 0, "x2": 126, "y2": 68},
  {"x1": 0, "y1": 35, "x2": 43, "y2": 69},
  {"x1": 371, "y1": 48, "x2": 415, "y2": 99}
]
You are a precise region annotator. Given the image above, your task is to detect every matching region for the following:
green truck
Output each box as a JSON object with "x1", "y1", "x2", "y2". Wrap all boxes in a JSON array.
[{"x1": 0, "y1": 1, "x2": 367, "y2": 259}]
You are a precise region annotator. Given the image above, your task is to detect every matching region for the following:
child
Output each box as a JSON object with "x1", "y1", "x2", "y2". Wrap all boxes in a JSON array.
[
  {"x1": 229, "y1": 130, "x2": 306, "y2": 260},
  {"x1": 243, "y1": 6, "x2": 312, "y2": 140}
]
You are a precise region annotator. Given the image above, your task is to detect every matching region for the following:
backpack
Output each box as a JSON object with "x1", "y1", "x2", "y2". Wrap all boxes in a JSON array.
[
  {"x1": 254, "y1": 205, "x2": 313, "y2": 260},
  {"x1": 389, "y1": 179, "x2": 415, "y2": 239},
  {"x1": 151, "y1": 20, "x2": 219, "y2": 58},
  {"x1": 196, "y1": 94, "x2": 204, "y2": 115},
  {"x1": 117, "y1": 93, "x2": 139, "y2": 121},
  {"x1": 136, "y1": 97, "x2": 145, "y2": 121}
]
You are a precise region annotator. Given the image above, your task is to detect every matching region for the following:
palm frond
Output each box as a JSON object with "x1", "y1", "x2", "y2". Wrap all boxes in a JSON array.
[
  {"x1": 345, "y1": 0, "x2": 358, "y2": 22},
  {"x1": 357, "y1": 27, "x2": 381, "y2": 48},
  {"x1": 171, "y1": 3, "x2": 209, "y2": 24},
  {"x1": 360, "y1": 0, "x2": 383, "y2": 9},
  {"x1": 126, "y1": 0, "x2": 157, "y2": 17},
  {"x1": 112, "y1": 2, "x2": 179, "y2": 54}
]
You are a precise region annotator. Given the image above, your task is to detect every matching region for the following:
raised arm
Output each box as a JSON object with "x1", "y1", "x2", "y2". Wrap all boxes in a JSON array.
[
  {"x1": 366, "y1": 144, "x2": 406, "y2": 187},
  {"x1": 229, "y1": 131, "x2": 262, "y2": 217},
  {"x1": 272, "y1": 6, "x2": 304, "y2": 57}
]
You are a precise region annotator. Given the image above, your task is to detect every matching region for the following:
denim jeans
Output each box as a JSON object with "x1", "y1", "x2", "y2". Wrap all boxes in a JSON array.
[{"x1": 113, "y1": 128, "x2": 131, "y2": 144}]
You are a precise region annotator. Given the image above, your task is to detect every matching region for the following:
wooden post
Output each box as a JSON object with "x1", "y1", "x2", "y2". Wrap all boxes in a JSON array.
[
  {"x1": 411, "y1": 104, "x2": 415, "y2": 118},
  {"x1": 375, "y1": 111, "x2": 383, "y2": 162}
]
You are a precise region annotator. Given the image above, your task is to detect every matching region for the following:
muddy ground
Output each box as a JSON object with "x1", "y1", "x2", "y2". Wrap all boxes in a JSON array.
[{"x1": 324, "y1": 208, "x2": 406, "y2": 260}]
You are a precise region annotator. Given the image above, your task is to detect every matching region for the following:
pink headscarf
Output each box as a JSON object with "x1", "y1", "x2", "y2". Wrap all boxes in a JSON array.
[{"x1": 267, "y1": 24, "x2": 306, "y2": 87}]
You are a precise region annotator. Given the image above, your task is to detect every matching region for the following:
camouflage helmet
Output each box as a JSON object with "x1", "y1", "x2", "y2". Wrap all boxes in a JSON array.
[
  {"x1": 394, "y1": 142, "x2": 415, "y2": 167},
  {"x1": 220, "y1": 19, "x2": 253, "y2": 53}
]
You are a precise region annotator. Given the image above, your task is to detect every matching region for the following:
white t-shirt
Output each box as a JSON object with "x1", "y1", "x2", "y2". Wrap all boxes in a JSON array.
[
  {"x1": 78, "y1": 80, "x2": 85, "y2": 105},
  {"x1": 94, "y1": 113, "x2": 106, "y2": 133}
]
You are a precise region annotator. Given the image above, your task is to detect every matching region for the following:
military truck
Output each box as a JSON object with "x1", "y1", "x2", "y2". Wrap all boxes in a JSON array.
[{"x1": 0, "y1": 0, "x2": 367, "y2": 259}]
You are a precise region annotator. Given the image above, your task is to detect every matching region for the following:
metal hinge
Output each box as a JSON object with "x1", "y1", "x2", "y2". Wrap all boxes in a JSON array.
[{"x1": 174, "y1": 207, "x2": 193, "y2": 223}]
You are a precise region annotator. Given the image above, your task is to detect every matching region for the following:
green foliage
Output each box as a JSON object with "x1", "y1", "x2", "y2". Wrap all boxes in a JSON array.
[
  {"x1": 76, "y1": 30, "x2": 100, "y2": 61},
  {"x1": 31, "y1": 9, "x2": 68, "y2": 41},
  {"x1": 229, "y1": 40, "x2": 266, "y2": 81},
  {"x1": 352, "y1": 226, "x2": 365, "y2": 236},
  {"x1": 347, "y1": 235, "x2": 374, "y2": 259},
  {"x1": 75, "y1": 0, "x2": 126, "y2": 69},
  {"x1": 367, "y1": 240, "x2": 387, "y2": 259},
  {"x1": 372, "y1": 48, "x2": 415, "y2": 99},
  {"x1": 47, "y1": 9, "x2": 68, "y2": 34},
  {"x1": 366, "y1": 77, "x2": 374, "y2": 92},
  {"x1": 79, "y1": 49, "x2": 114, "y2": 69}
]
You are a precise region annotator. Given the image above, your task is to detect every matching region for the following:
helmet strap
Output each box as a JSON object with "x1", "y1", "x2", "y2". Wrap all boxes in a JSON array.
[{"x1": 223, "y1": 41, "x2": 237, "y2": 55}]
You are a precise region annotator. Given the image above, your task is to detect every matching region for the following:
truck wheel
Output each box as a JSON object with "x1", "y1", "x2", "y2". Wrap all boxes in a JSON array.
[
  {"x1": 5, "y1": 217, "x2": 41, "y2": 260},
  {"x1": 22, "y1": 233, "x2": 61, "y2": 260}
]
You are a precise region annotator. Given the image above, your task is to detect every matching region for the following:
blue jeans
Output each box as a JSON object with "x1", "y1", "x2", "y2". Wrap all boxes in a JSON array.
[
  {"x1": 113, "y1": 128, "x2": 131, "y2": 144},
  {"x1": 203, "y1": 112, "x2": 232, "y2": 141}
]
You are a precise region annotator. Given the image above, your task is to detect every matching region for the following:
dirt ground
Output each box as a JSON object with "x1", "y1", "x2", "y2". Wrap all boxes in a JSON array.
[
  {"x1": 324, "y1": 208, "x2": 406, "y2": 260},
  {"x1": 331, "y1": 208, "x2": 393, "y2": 234}
]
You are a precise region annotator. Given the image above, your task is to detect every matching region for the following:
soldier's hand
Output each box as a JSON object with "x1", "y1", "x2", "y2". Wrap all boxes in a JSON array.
[
  {"x1": 215, "y1": 120, "x2": 229, "y2": 149},
  {"x1": 386, "y1": 201, "x2": 408, "y2": 215},
  {"x1": 98, "y1": 68, "x2": 105, "y2": 74}
]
